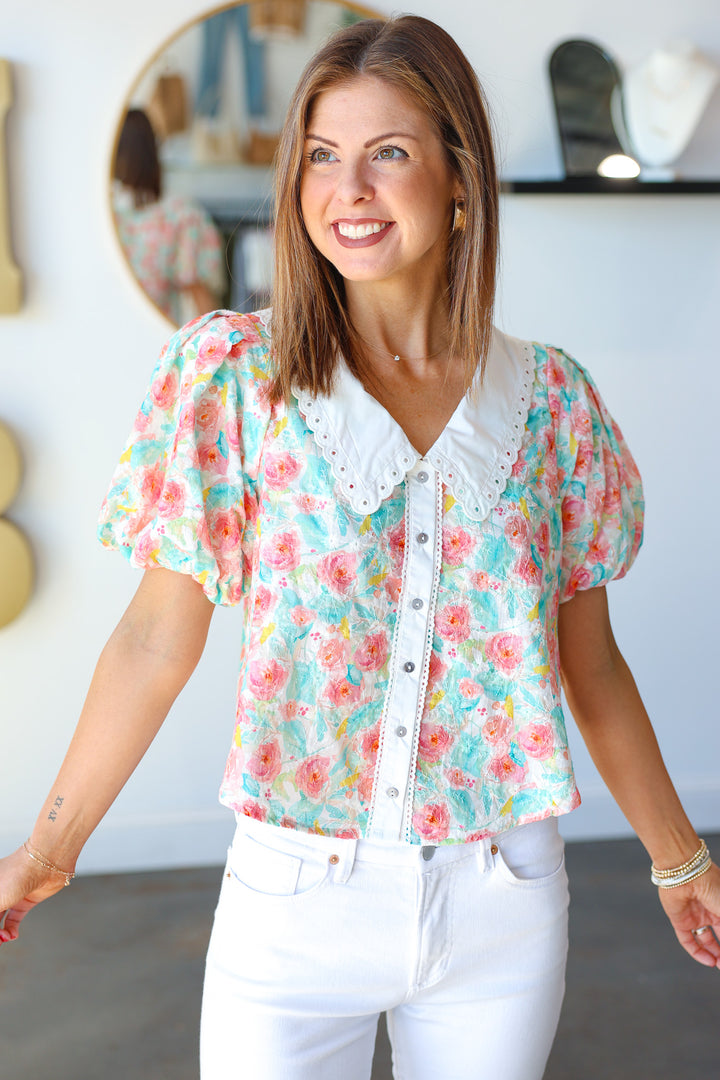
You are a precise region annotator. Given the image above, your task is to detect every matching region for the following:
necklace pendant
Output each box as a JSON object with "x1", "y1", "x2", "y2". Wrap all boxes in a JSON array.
[{"x1": 393, "y1": 354, "x2": 400, "y2": 363}]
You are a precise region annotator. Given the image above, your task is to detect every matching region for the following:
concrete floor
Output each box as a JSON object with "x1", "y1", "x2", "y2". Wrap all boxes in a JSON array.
[{"x1": 1, "y1": 834, "x2": 718, "y2": 1079}]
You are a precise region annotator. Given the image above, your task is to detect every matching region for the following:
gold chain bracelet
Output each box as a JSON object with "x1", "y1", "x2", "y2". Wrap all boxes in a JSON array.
[{"x1": 23, "y1": 840, "x2": 76, "y2": 887}]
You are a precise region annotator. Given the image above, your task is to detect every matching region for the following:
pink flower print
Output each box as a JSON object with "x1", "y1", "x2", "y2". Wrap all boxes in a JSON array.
[
  {"x1": 248, "y1": 739, "x2": 282, "y2": 783},
  {"x1": 360, "y1": 722, "x2": 381, "y2": 763},
  {"x1": 587, "y1": 532, "x2": 611, "y2": 565},
  {"x1": 482, "y1": 715, "x2": 512, "y2": 745},
  {"x1": 514, "y1": 554, "x2": 542, "y2": 587},
  {"x1": 240, "y1": 799, "x2": 267, "y2": 822},
  {"x1": 413, "y1": 801, "x2": 451, "y2": 842},
  {"x1": 504, "y1": 513, "x2": 529, "y2": 548},
  {"x1": 198, "y1": 441, "x2": 229, "y2": 477},
  {"x1": 442, "y1": 526, "x2": 475, "y2": 566},
  {"x1": 318, "y1": 551, "x2": 357, "y2": 595},
  {"x1": 459, "y1": 678, "x2": 481, "y2": 700},
  {"x1": 387, "y1": 522, "x2": 406, "y2": 564},
  {"x1": 518, "y1": 723, "x2": 554, "y2": 760},
  {"x1": 248, "y1": 659, "x2": 289, "y2": 700},
  {"x1": 140, "y1": 464, "x2": 164, "y2": 505},
  {"x1": 280, "y1": 815, "x2": 297, "y2": 829},
  {"x1": 263, "y1": 529, "x2": 301, "y2": 571},
  {"x1": 317, "y1": 637, "x2": 349, "y2": 670},
  {"x1": 252, "y1": 585, "x2": 275, "y2": 623},
  {"x1": 570, "y1": 400, "x2": 593, "y2": 441},
  {"x1": 533, "y1": 521, "x2": 550, "y2": 559},
  {"x1": 445, "y1": 767, "x2": 465, "y2": 788},
  {"x1": 384, "y1": 576, "x2": 402, "y2": 604},
  {"x1": 325, "y1": 676, "x2": 362, "y2": 708},
  {"x1": 427, "y1": 650, "x2": 447, "y2": 689},
  {"x1": 418, "y1": 722, "x2": 454, "y2": 764},
  {"x1": 336, "y1": 827, "x2": 360, "y2": 839},
  {"x1": 134, "y1": 529, "x2": 158, "y2": 565},
  {"x1": 488, "y1": 754, "x2": 527, "y2": 784},
  {"x1": 294, "y1": 493, "x2": 319, "y2": 513},
  {"x1": 574, "y1": 441, "x2": 593, "y2": 478},
  {"x1": 561, "y1": 495, "x2": 586, "y2": 533},
  {"x1": 471, "y1": 571, "x2": 491, "y2": 591},
  {"x1": 279, "y1": 700, "x2": 299, "y2": 721},
  {"x1": 567, "y1": 565, "x2": 593, "y2": 595},
  {"x1": 197, "y1": 334, "x2": 227, "y2": 369},
  {"x1": 358, "y1": 768, "x2": 375, "y2": 804},
  {"x1": 210, "y1": 509, "x2": 242, "y2": 555},
  {"x1": 195, "y1": 398, "x2": 222, "y2": 442},
  {"x1": 296, "y1": 756, "x2": 330, "y2": 799},
  {"x1": 485, "y1": 633, "x2": 524, "y2": 675},
  {"x1": 547, "y1": 353, "x2": 568, "y2": 388},
  {"x1": 290, "y1": 605, "x2": 315, "y2": 627},
  {"x1": 157, "y1": 479, "x2": 185, "y2": 520},
  {"x1": 264, "y1": 451, "x2": 302, "y2": 491},
  {"x1": 436, "y1": 603, "x2": 471, "y2": 643},
  {"x1": 354, "y1": 632, "x2": 388, "y2": 672},
  {"x1": 150, "y1": 367, "x2": 179, "y2": 409}
]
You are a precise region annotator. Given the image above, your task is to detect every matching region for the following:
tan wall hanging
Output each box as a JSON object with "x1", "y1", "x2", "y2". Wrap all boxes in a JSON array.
[
  {"x1": 0, "y1": 59, "x2": 22, "y2": 314},
  {"x1": 0, "y1": 421, "x2": 33, "y2": 627}
]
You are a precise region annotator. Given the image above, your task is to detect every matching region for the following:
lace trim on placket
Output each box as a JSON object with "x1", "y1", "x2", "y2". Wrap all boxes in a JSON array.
[
  {"x1": 365, "y1": 493, "x2": 412, "y2": 835},
  {"x1": 402, "y1": 471, "x2": 444, "y2": 842}
]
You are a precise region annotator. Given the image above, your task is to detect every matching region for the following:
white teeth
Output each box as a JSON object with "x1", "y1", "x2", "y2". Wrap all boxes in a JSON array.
[{"x1": 337, "y1": 221, "x2": 389, "y2": 239}]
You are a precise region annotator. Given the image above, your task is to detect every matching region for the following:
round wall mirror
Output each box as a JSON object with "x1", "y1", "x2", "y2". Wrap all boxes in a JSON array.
[{"x1": 110, "y1": 0, "x2": 382, "y2": 326}]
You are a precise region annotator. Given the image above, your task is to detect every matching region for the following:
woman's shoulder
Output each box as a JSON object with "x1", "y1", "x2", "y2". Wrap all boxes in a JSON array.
[{"x1": 161, "y1": 308, "x2": 274, "y2": 386}]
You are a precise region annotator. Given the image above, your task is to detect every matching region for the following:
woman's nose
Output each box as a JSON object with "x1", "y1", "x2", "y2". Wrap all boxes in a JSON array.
[{"x1": 336, "y1": 162, "x2": 374, "y2": 204}]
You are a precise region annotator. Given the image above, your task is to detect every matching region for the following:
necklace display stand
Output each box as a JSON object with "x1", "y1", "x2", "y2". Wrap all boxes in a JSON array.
[{"x1": 621, "y1": 42, "x2": 719, "y2": 180}]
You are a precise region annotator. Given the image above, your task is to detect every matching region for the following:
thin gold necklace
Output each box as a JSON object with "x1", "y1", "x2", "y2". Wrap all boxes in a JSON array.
[{"x1": 355, "y1": 330, "x2": 448, "y2": 364}]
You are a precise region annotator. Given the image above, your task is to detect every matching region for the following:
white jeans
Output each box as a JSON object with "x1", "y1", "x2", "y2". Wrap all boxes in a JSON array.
[{"x1": 201, "y1": 815, "x2": 569, "y2": 1080}]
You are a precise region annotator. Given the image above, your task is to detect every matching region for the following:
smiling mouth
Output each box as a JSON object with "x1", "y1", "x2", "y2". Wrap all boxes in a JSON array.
[{"x1": 332, "y1": 220, "x2": 393, "y2": 248}]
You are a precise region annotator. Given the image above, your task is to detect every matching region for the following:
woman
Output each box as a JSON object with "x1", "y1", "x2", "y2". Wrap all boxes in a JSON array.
[
  {"x1": 1, "y1": 15, "x2": 718, "y2": 1080},
  {"x1": 113, "y1": 108, "x2": 225, "y2": 323}
]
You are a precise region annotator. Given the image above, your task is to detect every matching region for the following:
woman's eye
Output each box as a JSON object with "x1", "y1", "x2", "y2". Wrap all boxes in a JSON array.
[
  {"x1": 308, "y1": 148, "x2": 336, "y2": 164},
  {"x1": 376, "y1": 145, "x2": 407, "y2": 161}
]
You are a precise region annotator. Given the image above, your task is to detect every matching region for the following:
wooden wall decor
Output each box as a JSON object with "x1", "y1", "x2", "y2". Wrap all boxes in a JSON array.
[
  {"x1": 0, "y1": 59, "x2": 22, "y2": 314},
  {"x1": 0, "y1": 421, "x2": 33, "y2": 628}
]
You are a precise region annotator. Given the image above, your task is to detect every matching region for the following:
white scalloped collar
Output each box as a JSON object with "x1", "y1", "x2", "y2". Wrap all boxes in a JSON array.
[{"x1": 295, "y1": 328, "x2": 536, "y2": 521}]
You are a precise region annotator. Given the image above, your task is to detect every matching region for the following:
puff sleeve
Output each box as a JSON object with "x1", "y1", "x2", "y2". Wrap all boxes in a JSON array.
[
  {"x1": 97, "y1": 310, "x2": 271, "y2": 605},
  {"x1": 550, "y1": 349, "x2": 644, "y2": 603}
]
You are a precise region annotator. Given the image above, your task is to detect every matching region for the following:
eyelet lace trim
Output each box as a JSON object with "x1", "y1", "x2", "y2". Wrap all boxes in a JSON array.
[
  {"x1": 297, "y1": 396, "x2": 418, "y2": 515},
  {"x1": 297, "y1": 333, "x2": 536, "y2": 521}
]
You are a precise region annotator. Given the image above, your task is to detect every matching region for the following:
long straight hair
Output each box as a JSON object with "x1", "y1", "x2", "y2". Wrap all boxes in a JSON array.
[{"x1": 268, "y1": 15, "x2": 499, "y2": 405}]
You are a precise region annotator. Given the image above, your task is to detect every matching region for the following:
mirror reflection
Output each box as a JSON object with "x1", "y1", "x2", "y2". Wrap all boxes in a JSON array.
[{"x1": 111, "y1": 1, "x2": 379, "y2": 324}]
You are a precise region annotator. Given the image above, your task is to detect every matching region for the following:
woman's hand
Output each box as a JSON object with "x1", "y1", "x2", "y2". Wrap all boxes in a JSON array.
[
  {"x1": 0, "y1": 846, "x2": 71, "y2": 944},
  {"x1": 658, "y1": 863, "x2": 720, "y2": 968}
]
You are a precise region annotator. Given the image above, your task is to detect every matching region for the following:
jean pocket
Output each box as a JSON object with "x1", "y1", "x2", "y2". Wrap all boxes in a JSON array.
[
  {"x1": 493, "y1": 846, "x2": 567, "y2": 889},
  {"x1": 225, "y1": 832, "x2": 329, "y2": 898}
]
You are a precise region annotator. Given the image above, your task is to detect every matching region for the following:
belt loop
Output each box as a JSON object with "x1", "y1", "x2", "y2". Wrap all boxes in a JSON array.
[{"x1": 335, "y1": 838, "x2": 357, "y2": 884}]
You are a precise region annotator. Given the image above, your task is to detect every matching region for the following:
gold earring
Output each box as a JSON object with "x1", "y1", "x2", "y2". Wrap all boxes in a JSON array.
[{"x1": 453, "y1": 200, "x2": 466, "y2": 231}]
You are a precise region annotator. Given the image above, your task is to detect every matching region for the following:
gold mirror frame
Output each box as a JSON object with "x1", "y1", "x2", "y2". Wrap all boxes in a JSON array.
[
  {"x1": 109, "y1": 1, "x2": 382, "y2": 327},
  {"x1": 0, "y1": 59, "x2": 23, "y2": 314},
  {"x1": 0, "y1": 420, "x2": 33, "y2": 628}
]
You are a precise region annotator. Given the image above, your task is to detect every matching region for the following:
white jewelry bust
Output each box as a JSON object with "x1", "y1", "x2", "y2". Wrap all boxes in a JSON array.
[{"x1": 622, "y1": 41, "x2": 719, "y2": 179}]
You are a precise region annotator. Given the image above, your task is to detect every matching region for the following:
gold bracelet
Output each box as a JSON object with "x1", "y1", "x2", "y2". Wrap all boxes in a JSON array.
[
  {"x1": 654, "y1": 861, "x2": 712, "y2": 890},
  {"x1": 23, "y1": 840, "x2": 76, "y2": 887},
  {"x1": 651, "y1": 839, "x2": 708, "y2": 879}
]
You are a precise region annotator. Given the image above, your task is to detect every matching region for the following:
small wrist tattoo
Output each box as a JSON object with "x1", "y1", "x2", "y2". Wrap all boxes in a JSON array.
[{"x1": 47, "y1": 795, "x2": 65, "y2": 822}]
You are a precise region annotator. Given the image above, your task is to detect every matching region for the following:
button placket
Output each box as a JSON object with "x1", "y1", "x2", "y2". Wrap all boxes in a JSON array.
[{"x1": 366, "y1": 463, "x2": 439, "y2": 841}]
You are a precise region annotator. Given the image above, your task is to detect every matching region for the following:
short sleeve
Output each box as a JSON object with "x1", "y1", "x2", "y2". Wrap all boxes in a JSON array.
[
  {"x1": 550, "y1": 349, "x2": 644, "y2": 603},
  {"x1": 97, "y1": 310, "x2": 272, "y2": 605}
]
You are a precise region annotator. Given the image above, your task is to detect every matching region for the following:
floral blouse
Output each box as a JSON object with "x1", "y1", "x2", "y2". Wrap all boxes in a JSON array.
[
  {"x1": 98, "y1": 310, "x2": 644, "y2": 844},
  {"x1": 113, "y1": 188, "x2": 224, "y2": 325}
]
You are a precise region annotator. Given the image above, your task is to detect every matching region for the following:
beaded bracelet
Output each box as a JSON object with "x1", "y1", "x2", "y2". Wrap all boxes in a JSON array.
[
  {"x1": 23, "y1": 840, "x2": 76, "y2": 887},
  {"x1": 650, "y1": 839, "x2": 712, "y2": 889}
]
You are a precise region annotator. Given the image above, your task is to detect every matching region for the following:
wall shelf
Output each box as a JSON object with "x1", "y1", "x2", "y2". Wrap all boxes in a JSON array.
[{"x1": 501, "y1": 178, "x2": 720, "y2": 195}]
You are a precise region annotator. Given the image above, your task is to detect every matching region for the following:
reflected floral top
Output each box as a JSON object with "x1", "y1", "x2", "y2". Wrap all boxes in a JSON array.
[{"x1": 98, "y1": 310, "x2": 644, "y2": 844}]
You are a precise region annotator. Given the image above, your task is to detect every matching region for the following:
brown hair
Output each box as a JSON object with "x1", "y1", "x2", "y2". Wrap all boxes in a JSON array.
[
  {"x1": 269, "y1": 14, "x2": 499, "y2": 404},
  {"x1": 114, "y1": 108, "x2": 162, "y2": 208}
]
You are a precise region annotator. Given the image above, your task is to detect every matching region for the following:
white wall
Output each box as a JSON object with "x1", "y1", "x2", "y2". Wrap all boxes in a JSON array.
[{"x1": 2, "y1": 0, "x2": 719, "y2": 872}]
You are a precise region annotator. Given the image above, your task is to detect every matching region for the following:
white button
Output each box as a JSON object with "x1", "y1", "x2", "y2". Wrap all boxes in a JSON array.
[
  {"x1": 416, "y1": 471, "x2": 429, "y2": 483},
  {"x1": 403, "y1": 661, "x2": 416, "y2": 673},
  {"x1": 396, "y1": 726, "x2": 407, "y2": 737},
  {"x1": 417, "y1": 532, "x2": 429, "y2": 544},
  {"x1": 411, "y1": 598, "x2": 424, "y2": 610},
  {"x1": 387, "y1": 787, "x2": 399, "y2": 798}
]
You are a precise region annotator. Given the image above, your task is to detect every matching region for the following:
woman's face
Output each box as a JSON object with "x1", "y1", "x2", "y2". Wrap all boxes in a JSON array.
[{"x1": 300, "y1": 75, "x2": 462, "y2": 294}]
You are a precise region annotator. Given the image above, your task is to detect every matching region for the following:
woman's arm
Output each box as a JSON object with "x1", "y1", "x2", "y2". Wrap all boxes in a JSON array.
[
  {"x1": 558, "y1": 585, "x2": 720, "y2": 968},
  {"x1": 0, "y1": 566, "x2": 215, "y2": 943}
]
